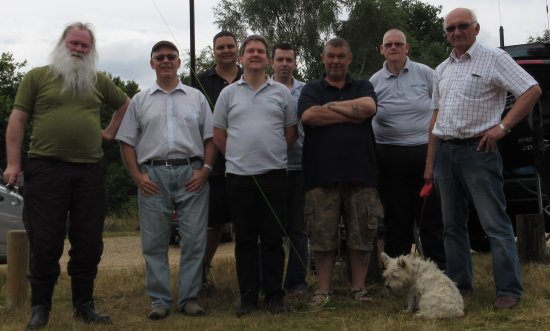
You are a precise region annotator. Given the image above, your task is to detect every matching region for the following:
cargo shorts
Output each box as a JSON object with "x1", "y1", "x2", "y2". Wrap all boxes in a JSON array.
[{"x1": 304, "y1": 183, "x2": 383, "y2": 252}]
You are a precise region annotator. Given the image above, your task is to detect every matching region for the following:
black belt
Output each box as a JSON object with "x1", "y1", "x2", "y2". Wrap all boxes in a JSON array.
[
  {"x1": 442, "y1": 137, "x2": 481, "y2": 145},
  {"x1": 144, "y1": 157, "x2": 200, "y2": 167}
]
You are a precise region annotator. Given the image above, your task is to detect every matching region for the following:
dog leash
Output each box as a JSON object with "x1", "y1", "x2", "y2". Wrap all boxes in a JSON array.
[{"x1": 415, "y1": 182, "x2": 434, "y2": 257}]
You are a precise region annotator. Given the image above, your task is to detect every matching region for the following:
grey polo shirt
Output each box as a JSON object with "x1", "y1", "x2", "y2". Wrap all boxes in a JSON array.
[
  {"x1": 116, "y1": 81, "x2": 213, "y2": 164},
  {"x1": 285, "y1": 78, "x2": 305, "y2": 171},
  {"x1": 370, "y1": 57, "x2": 434, "y2": 145},
  {"x1": 213, "y1": 76, "x2": 298, "y2": 175}
]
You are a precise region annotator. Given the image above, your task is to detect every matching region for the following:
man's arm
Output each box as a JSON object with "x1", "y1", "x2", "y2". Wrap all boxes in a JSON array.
[
  {"x1": 284, "y1": 125, "x2": 298, "y2": 148},
  {"x1": 3, "y1": 109, "x2": 30, "y2": 185},
  {"x1": 213, "y1": 127, "x2": 228, "y2": 155},
  {"x1": 478, "y1": 85, "x2": 542, "y2": 152},
  {"x1": 102, "y1": 98, "x2": 131, "y2": 141},
  {"x1": 185, "y1": 138, "x2": 217, "y2": 192},
  {"x1": 301, "y1": 104, "x2": 364, "y2": 127},
  {"x1": 325, "y1": 96, "x2": 377, "y2": 120},
  {"x1": 423, "y1": 109, "x2": 439, "y2": 184},
  {"x1": 119, "y1": 141, "x2": 159, "y2": 196}
]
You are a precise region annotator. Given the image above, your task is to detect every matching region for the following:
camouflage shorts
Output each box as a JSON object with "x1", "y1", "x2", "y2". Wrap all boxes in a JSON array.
[{"x1": 304, "y1": 184, "x2": 383, "y2": 252}]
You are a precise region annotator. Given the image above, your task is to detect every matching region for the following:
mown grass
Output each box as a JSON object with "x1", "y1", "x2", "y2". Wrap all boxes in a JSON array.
[{"x1": 2, "y1": 233, "x2": 550, "y2": 330}]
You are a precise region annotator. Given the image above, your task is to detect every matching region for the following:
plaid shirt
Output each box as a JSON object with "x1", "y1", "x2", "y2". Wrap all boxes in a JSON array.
[{"x1": 431, "y1": 41, "x2": 538, "y2": 139}]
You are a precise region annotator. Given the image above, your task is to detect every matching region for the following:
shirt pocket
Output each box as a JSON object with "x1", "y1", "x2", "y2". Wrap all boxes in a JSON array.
[{"x1": 460, "y1": 74, "x2": 487, "y2": 100}]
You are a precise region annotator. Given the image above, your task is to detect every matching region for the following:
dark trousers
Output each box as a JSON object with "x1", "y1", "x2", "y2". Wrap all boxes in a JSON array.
[
  {"x1": 284, "y1": 170, "x2": 308, "y2": 290},
  {"x1": 376, "y1": 144, "x2": 445, "y2": 266},
  {"x1": 23, "y1": 158, "x2": 106, "y2": 306},
  {"x1": 226, "y1": 170, "x2": 286, "y2": 303}
]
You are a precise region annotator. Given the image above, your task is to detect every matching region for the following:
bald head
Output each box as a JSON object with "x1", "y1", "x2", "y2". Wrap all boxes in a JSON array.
[
  {"x1": 382, "y1": 29, "x2": 407, "y2": 45},
  {"x1": 444, "y1": 8, "x2": 477, "y2": 27}
]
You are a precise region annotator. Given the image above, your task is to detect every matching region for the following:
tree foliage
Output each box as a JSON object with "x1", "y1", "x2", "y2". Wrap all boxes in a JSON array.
[
  {"x1": 213, "y1": 0, "x2": 448, "y2": 80},
  {"x1": 0, "y1": 53, "x2": 27, "y2": 171},
  {"x1": 527, "y1": 29, "x2": 550, "y2": 43},
  {"x1": 214, "y1": 0, "x2": 342, "y2": 80}
]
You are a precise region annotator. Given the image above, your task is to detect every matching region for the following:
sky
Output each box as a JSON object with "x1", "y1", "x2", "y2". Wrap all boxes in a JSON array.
[{"x1": 1, "y1": 0, "x2": 549, "y2": 89}]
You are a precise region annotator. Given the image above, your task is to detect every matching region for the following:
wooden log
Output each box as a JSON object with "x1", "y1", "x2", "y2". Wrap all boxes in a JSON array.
[
  {"x1": 6, "y1": 230, "x2": 29, "y2": 310},
  {"x1": 516, "y1": 214, "x2": 546, "y2": 263}
]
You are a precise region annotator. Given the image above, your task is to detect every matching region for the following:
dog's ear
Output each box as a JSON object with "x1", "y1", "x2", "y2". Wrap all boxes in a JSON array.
[
  {"x1": 397, "y1": 256, "x2": 408, "y2": 269},
  {"x1": 380, "y1": 252, "x2": 390, "y2": 267}
]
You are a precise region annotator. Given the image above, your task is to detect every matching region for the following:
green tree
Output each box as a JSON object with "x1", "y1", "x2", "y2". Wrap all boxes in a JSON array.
[
  {"x1": 213, "y1": 0, "x2": 342, "y2": 80},
  {"x1": 99, "y1": 72, "x2": 141, "y2": 215},
  {"x1": 0, "y1": 53, "x2": 27, "y2": 172},
  {"x1": 338, "y1": 0, "x2": 447, "y2": 78},
  {"x1": 180, "y1": 46, "x2": 216, "y2": 85},
  {"x1": 527, "y1": 29, "x2": 550, "y2": 43}
]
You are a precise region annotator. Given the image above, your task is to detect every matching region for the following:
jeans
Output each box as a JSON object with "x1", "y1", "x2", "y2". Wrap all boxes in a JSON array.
[
  {"x1": 284, "y1": 170, "x2": 309, "y2": 290},
  {"x1": 138, "y1": 162, "x2": 208, "y2": 309},
  {"x1": 435, "y1": 140, "x2": 522, "y2": 297},
  {"x1": 226, "y1": 170, "x2": 286, "y2": 304},
  {"x1": 23, "y1": 158, "x2": 106, "y2": 306}
]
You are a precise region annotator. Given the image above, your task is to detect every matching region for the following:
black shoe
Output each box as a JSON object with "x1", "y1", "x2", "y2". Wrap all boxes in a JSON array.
[
  {"x1": 27, "y1": 306, "x2": 50, "y2": 330},
  {"x1": 74, "y1": 302, "x2": 111, "y2": 324},
  {"x1": 236, "y1": 301, "x2": 257, "y2": 318},
  {"x1": 267, "y1": 299, "x2": 287, "y2": 314}
]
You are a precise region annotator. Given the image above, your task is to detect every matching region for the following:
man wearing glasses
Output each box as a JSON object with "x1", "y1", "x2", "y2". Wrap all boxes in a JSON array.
[
  {"x1": 370, "y1": 29, "x2": 445, "y2": 269},
  {"x1": 425, "y1": 8, "x2": 541, "y2": 309},
  {"x1": 117, "y1": 41, "x2": 216, "y2": 319}
]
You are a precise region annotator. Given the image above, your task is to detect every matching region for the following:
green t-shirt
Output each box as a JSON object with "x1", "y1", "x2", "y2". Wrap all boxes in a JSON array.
[{"x1": 14, "y1": 66, "x2": 127, "y2": 163}]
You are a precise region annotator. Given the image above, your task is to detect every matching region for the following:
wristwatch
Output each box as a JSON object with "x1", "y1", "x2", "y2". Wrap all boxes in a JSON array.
[
  {"x1": 499, "y1": 122, "x2": 511, "y2": 134},
  {"x1": 203, "y1": 164, "x2": 213, "y2": 172}
]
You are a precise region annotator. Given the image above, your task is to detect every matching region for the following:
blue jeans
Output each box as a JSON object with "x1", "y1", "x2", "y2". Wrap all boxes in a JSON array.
[
  {"x1": 138, "y1": 162, "x2": 208, "y2": 309},
  {"x1": 435, "y1": 140, "x2": 522, "y2": 298}
]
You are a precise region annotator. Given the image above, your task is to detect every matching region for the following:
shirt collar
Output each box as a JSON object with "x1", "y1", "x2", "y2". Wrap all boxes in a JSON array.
[
  {"x1": 382, "y1": 57, "x2": 411, "y2": 78},
  {"x1": 449, "y1": 41, "x2": 480, "y2": 61},
  {"x1": 320, "y1": 73, "x2": 353, "y2": 89},
  {"x1": 237, "y1": 74, "x2": 273, "y2": 86},
  {"x1": 150, "y1": 80, "x2": 187, "y2": 95}
]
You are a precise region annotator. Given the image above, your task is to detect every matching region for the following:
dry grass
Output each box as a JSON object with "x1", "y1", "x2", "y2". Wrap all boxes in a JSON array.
[{"x1": 2, "y1": 239, "x2": 550, "y2": 330}]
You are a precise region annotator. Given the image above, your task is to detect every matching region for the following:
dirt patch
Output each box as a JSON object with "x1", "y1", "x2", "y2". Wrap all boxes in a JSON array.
[{"x1": 0, "y1": 235, "x2": 235, "y2": 271}]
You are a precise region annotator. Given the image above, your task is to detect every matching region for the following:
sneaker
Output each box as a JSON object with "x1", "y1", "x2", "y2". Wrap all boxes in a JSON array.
[
  {"x1": 148, "y1": 306, "x2": 170, "y2": 320},
  {"x1": 307, "y1": 290, "x2": 332, "y2": 309},
  {"x1": 494, "y1": 296, "x2": 519, "y2": 309},
  {"x1": 180, "y1": 300, "x2": 206, "y2": 316}
]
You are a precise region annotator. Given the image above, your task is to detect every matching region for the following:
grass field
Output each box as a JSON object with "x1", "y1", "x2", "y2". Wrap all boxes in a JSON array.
[{"x1": 2, "y1": 234, "x2": 550, "y2": 330}]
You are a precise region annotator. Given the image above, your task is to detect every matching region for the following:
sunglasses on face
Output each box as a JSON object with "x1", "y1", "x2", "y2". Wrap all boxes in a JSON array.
[
  {"x1": 152, "y1": 54, "x2": 178, "y2": 61},
  {"x1": 445, "y1": 22, "x2": 476, "y2": 33},
  {"x1": 383, "y1": 42, "x2": 406, "y2": 49}
]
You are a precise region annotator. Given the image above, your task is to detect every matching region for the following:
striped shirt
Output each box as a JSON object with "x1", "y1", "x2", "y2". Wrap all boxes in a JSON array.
[{"x1": 431, "y1": 41, "x2": 538, "y2": 139}]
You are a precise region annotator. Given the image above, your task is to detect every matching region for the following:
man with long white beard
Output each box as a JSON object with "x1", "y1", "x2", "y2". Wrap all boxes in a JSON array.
[{"x1": 3, "y1": 22, "x2": 129, "y2": 329}]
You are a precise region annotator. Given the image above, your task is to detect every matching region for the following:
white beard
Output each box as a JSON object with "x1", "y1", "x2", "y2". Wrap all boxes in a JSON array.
[{"x1": 49, "y1": 45, "x2": 98, "y2": 97}]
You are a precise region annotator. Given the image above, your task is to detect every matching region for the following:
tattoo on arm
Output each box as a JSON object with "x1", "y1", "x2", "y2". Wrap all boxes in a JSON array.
[{"x1": 352, "y1": 104, "x2": 358, "y2": 115}]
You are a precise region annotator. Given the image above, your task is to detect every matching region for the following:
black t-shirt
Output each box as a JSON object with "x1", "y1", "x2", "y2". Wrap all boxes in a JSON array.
[
  {"x1": 192, "y1": 65, "x2": 243, "y2": 175},
  {"x1": 298, "y1": 74, "x2": 378, "y2": 190}
]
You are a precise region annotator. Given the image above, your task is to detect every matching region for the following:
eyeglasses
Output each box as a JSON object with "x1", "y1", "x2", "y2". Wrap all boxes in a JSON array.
[
  {"x1": 152, "y1": 54, "x2": 178, "y2": 61},
  {"x1": 383, "y1": 42, "x2": 406, "y2": 49},
  {"x1": 445, "y1": 22, "x2": 477, "y2": 33}
]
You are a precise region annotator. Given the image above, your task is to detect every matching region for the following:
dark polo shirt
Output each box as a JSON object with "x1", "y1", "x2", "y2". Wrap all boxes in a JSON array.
[{"x1": 298, "y1": 74, "x2": 378, "y2": 190}]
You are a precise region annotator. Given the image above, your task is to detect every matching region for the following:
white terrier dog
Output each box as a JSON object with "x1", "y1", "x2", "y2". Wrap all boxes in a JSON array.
[{"x1": 381, "y1": 252, "x2": 464, "y2": 319}]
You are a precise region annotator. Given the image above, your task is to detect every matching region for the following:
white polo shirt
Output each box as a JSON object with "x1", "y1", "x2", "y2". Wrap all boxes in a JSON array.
[{"x1": 213, "y1": 76, "x2": 298, "y2": 175}]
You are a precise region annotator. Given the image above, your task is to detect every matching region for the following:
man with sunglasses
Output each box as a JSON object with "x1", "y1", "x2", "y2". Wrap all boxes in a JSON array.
[
  {"x1": 117, "y1": 40, "x2": 216, "y2": 319},
  {"x1": 370, "y1": 29, "x2": 445, "y2": 269},
  {"x1": 425, "y1": 8, "x2": 542, "y2": 309}
]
